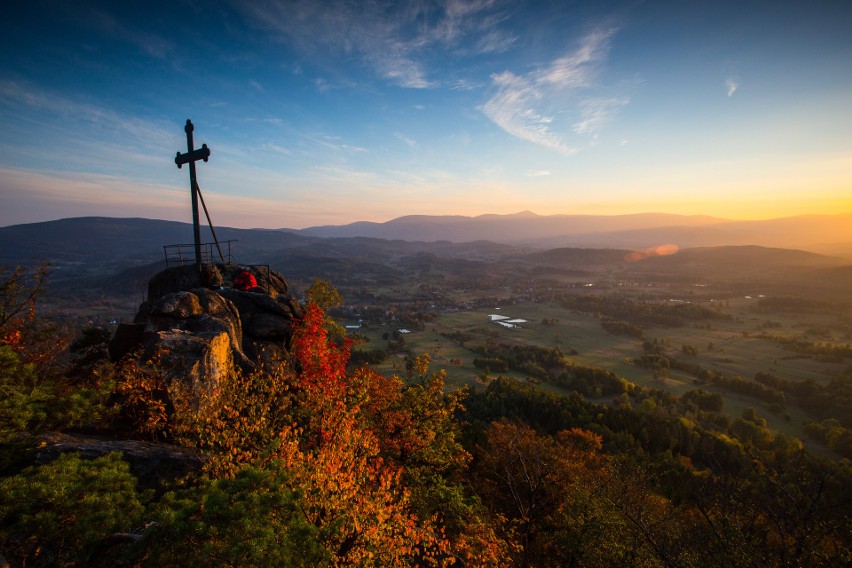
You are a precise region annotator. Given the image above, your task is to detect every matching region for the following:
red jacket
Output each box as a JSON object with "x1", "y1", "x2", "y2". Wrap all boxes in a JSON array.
[{"x1": 233, "y1": 271, "x2": 257, "y2": 291}]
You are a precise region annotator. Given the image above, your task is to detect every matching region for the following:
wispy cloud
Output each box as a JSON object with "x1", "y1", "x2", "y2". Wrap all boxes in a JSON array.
[
  {"x1": 0, "y1": 166, "x2": 187, "y2": 227},
  {"x1": 312, "y1": 135, "x2": 368, "y2": 154},
  {"x1": 726, "y1": 77, "x2": 739, "y2": 96},
  {"x1": 450, "y1": 78, "x2": 482, "y2": 91},
  {"x1": 237, "y1": 0, "x2": 514, "y2": 88},
  {"x1": 0, "y1": 166, "x2": 351, "y2": 229},
  {"x1": 394, "y1": 132, "x2": 418, "y2": 148},
  {"x1": 0, "y1": 80, "x2": 174, "y2": 150},
  {"x1": 527, "y1": 170, "x2": 550, "y2": 177},
  {"x1": 573, "y1": 96, "x2": 628, "y2": 135},
  {"x1": 262, "y1": 142, "x2": 291, "y2": 155},
  {"x1": 86, "y1": 7, "x2": 174, "y2": 59},
  {"x1": 481, "y1": 28, "x2": 622, "y2": 154},
  {"x1": 474, "y1": 28, "x2": 517, "y2": 54}
]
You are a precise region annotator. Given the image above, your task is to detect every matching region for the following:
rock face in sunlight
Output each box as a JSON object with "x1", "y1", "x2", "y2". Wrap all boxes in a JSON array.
[{"x1": 109, "y1": 264, "x2": 304, "y2": 407}]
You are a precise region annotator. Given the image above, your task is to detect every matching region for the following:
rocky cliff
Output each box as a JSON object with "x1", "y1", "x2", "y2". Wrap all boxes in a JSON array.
[{"x1": 109, "y1": 263, "x2": 304, "y2": 407}]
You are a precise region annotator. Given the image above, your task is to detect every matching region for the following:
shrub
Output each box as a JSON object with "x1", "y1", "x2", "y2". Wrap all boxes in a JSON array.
[{"x1": 0, "y1": 452, "x2": 144, "y2": 566}]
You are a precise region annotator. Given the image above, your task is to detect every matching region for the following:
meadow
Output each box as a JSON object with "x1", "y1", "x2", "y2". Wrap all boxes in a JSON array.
[{"x1": 351, "y1": 288, "x2": 851, "y2": 456}]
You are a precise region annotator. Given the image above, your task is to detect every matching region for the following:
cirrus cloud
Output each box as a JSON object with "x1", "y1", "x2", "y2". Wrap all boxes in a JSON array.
[
  {"x1": 480, "y1": 28, "x2": 625, "y2": 155},
  {"x1": 237, "y1": 0, "x2": 516, "y2": 89}
]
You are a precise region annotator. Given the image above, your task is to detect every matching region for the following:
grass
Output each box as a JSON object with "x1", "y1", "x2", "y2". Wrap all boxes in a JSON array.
[{"x1": 350, "y1": 296, "x2": 849, "y2": 450}]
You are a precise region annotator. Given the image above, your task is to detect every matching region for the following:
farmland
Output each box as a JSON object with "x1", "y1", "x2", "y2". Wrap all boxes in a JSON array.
[{"x1": 341, "y1": 269, "x2": 851, "y2": 457}]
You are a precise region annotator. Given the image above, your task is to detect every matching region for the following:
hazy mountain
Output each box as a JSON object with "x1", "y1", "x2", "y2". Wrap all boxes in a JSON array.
[
  {"x1": 5, "y1": 213, "x2": 851, "y2": 266},
  {"x1": 0, "y1": 217, "x2": 316, "y2": 266},
  {"x1": 624, "y1": 245, "x2": 846, "y2": 278},
  {"x1": 300, "y1": 211, "x2": 724, "y2": 244},
  {"x1": 1, "y1": 216, "x2": 847, "y2": 276},
  {"x1": 299, "y1": 211, "x2": 852, "y2": 255},
  {"x1": 2, "y1": 217, "x2": 850, "y2": 303}
]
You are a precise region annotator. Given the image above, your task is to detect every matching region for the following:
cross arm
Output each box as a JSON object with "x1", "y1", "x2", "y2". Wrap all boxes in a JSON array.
[{"x1": 175, "y1": 144, "x2": 211, "y2": 168}]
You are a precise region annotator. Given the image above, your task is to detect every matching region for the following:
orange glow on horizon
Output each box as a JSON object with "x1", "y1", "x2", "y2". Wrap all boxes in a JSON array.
[{"x1": 626, "y1": 244, "x2": 680, "y2": 262}]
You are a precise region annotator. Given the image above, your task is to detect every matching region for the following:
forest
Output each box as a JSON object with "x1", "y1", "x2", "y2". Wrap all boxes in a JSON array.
[{"x1": 0, "y1": 261, "x2": 850, "y2": 567}]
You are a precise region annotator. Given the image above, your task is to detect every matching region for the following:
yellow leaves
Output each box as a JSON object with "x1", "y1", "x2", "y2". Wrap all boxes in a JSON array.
[
  {"x1": 412, "y1": 353, "x2": 432, "y2": 381},
  {"x1": 110, "y1": 299, "x2": 455, "y2": 564}
]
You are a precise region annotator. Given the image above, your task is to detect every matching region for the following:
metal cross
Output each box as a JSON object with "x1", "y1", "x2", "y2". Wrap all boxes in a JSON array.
[{"x1": 175, "y1": 119, "x2": 210, "y2": 269}]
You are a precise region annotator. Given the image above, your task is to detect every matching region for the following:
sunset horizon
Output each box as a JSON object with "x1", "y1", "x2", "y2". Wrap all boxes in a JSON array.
[
  {"x1": 4, "y1": 205, "x2": 852, "y2": 232},
  {"x1": 1, "y1": 1, "x2": 850, "y2": 231}
]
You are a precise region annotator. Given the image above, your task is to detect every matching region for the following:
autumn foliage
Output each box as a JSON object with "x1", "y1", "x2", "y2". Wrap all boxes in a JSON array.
[
  {"x1": 0, "y1": 264, "x2": 67, "y2": 375},
  {"x1": 123, "y1": 300, "x2": 475, "y2": 565},
  {"x1": 2, "y1": 271, "x2": 850, "y2": 567}
]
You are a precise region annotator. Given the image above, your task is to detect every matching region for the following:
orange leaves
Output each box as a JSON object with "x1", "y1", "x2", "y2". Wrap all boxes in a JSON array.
[
  {"x1": 112, "y1": 358, "x2": 172, "y2": 439},
  {"x1": 111, "y1": 298, "x2": 458, "y2": 563},
  {"x1": 0, "y1": 263, "x2": 66, "y2": 374},
  {"x1": 190, "y1": 301, "x2": 450, "y2": 564},
  {"x1": 473, "y1": 421, "x2": 614, "y2": 563},
  {"x1": 0, "y1": 329, "x2": 24, "y2": 354},
  {"x1": 283, "y1": 305, "x2": 466, "y2": 564},
  {"x1": 181, "y1": 363, "x2": 297, "y2": 478}
]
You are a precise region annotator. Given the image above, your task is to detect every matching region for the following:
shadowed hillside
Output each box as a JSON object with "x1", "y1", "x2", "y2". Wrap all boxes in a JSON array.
[{"x1": 3, "y1": 217, "x2": 851, "y2": 308}]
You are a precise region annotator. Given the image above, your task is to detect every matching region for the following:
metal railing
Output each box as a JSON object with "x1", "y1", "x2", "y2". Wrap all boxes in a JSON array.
[{"x1": 163, "y1": 240, "x2": 237, "y2": 268}]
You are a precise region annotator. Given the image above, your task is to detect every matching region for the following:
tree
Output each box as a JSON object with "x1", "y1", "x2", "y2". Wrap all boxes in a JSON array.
[
  {"x1": 140, "y1": 465, "x2": 327, "y2": 567},
  {"x1": 473, "y1": 422, "x2": 640, "y2": 566},
  {"x1": 0, "y1": 344, "x2": 51, "y2": 445},
  {"x1": 67, "y1": 327, "x2": 113, "y2": 384},
  {"x1": 0, "y1": 452, "x2": 144, "y2": 567},
  {"x1": 0, "y1": 264, "x2": 47, "y2": 342},
  {"x1": 162, "y1": 302, "x2": 451, "y2": 565},
  {"x1": 306, "y1": 277, "x2": 346, "y2": 341},
  {"x1": 353, "y1": 355, "x2": 508, "y2": 566},
  {"x1": 0, "y1": 263, "x2": 66, "y2": 375}
]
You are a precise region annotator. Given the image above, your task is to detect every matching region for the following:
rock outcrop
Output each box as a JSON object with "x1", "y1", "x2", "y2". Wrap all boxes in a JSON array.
[
  {"x1": 109, "y1": 263, "x2": 304, "y2": 408},
  {"x1": 34, "y1": 432, "x2": 206, "y2": 489}
]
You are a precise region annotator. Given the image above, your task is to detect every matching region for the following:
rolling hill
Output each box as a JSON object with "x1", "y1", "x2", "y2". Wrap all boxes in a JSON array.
[
  {"x1": 299, "y1": 211, "x2": 852, "y2": 255},
  {"x1": 2, "y1": 216, "x2": 851, "y2": 303}
]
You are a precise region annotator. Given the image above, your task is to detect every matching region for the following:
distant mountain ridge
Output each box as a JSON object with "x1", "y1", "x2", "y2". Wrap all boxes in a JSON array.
[
  {"x1": 0, "y1": 217, "x2": 313, "y2": 265},
  {"x1": 2, "y1": 213, "x2": 851, "y2": 269},
  {"x1": 299, "y1": 211, "x2": 852, "y2": 256},
  {"x1": 2, "y1": 216, "x2": 851, "y2": 305},
  {"x1": 300, "y1": 212, "x2": 724, "y2": 244}
]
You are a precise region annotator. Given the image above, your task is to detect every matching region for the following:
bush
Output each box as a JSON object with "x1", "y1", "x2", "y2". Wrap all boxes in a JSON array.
[
  {"x1": 0, "y1": 344, "x2": 51, "y2": 444},
  {"x1": 0, "y1": 452, "x2": 145, "y2": 566},
  {"x1": 139, "y1": 465, "x2": 327, "y2": 567}
]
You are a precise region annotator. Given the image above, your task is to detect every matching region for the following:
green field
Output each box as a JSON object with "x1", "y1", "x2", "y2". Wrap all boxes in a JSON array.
[{"x1": 351, "y1": 296, "x2": 850, "y2": 453}]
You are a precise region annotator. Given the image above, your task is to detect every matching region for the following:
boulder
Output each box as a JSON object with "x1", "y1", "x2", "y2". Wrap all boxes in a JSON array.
[
  {"x1": 149, "y1": 291, "x2": 203, "y2": 319},
  {"x1": 248, "y1": 312, "x2": 295, "y2": 338},
  {"x1": 220, "y1": 264, "x2": 288, "y2": 297},
  {"x1": 147, "y1": 265, "x2": 208, "y2": 302},
  {"x1": 108, "y1": 322, "x2": 145, "y2": 361},
  {"x1": 33, "y1": 431, "x2": 206, "y2": 489},
  {"x1": 111, "y1": 264, "x2": 303, "y2": 412},
  {"x1": 219, "y1": 288, "x2": 294, "y2": 320},
  {"x1": 147, "y1": 329, "x2": 233, "y2": 407},
  {"x1": 243, "y1": 338, "x2": 290, "y2": 373}
]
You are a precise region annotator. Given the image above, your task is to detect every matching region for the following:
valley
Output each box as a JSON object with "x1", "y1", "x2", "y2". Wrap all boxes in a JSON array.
[
  {"x1": 6, "y1": 216, "x2": 851, "y2": 459},
  {"x1": 2, "y1": 215, "x2": 851, "y2": 565}
]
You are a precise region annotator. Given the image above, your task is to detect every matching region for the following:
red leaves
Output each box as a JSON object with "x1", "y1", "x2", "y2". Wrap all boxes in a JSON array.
[{"x1": 292, "y1": 303, "x2": 351, "y2": 401}]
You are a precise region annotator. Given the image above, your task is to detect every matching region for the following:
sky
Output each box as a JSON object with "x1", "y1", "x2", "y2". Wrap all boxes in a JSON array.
[{"x1": 1, "y1": 0, "x2": 850, "y2": 229}]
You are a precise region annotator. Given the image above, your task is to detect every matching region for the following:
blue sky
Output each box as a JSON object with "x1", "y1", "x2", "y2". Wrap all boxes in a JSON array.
[{"x1": 1, "y1": 0, "x2": 850, "y2": 229}]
